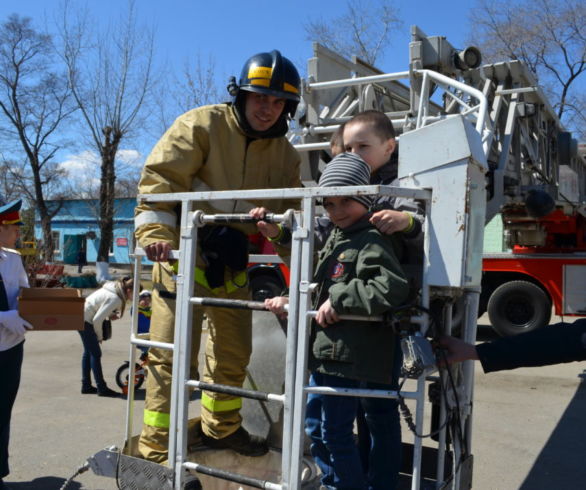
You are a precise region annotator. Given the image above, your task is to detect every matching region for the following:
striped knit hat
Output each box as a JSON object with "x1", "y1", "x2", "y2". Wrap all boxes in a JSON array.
[{"x1": 318, "y1": 152, "x2": 372, "y2": 209}]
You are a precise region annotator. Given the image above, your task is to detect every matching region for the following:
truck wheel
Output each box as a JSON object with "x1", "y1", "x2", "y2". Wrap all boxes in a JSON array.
[
  {"x1": 487, "y1": 281, "x2": 551, "y2": 336},
  {"x1": 250, "y1": 273, "x2": 285, "y2": 302}
]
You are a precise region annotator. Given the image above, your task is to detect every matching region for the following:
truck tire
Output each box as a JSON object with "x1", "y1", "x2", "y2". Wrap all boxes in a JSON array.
[
  {"x1": 487, "y1": 280, "x2": 551, "y2": 336},
  {"x1": 250, "y1": 273, "x2": 285, "y2": 302}
]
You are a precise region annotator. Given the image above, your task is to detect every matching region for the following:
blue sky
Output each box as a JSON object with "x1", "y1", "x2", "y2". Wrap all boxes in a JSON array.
[
  {"x1": 1, "y1": 0, "x2": 475, "y2": 79},
  {"x1": 0, "y1": 0, "x2": 478, "y2": 182}
]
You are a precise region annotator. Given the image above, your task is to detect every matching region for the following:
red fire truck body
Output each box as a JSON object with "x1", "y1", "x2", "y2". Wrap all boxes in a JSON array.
[{"x1": 480, "y1": 210, "x2": 586, "y2": 335}]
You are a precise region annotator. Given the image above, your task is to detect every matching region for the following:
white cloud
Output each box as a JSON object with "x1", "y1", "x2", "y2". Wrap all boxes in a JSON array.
[
  {"x1": 117, "y1": 149, "x2": 143, "y2": 167},
  {"x1": 58, "y1": 148, "x2": 144, "y2": 189},
  {"x1": 59, "y1": 150, "x2": 100, "y2": 175}
]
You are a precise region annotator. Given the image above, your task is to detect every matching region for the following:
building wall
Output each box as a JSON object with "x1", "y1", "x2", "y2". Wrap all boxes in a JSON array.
[
  {"x1": 35, "y1": 198, "x2": 137, "y2": 265},
  {"x1": 483, "y1": 214, "x2": 508, "y2": 253}
]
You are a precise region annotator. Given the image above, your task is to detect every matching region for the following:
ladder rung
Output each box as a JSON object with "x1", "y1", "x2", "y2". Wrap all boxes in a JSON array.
[
  {"x1": 186, "y1": 380, "x2": 285, "y2": 404},
  {"x1": 191, "y1": 297, "x2": 385, "y2": 323},
  {"x1": 197, "y1": 212, "x2": 288, "y2": 225},
  {"x1": 183, "y1": 461, "x2": 282, "y2": 490},
  {"x1": 304, "y1": 385, "x2": 401, "y2": 399},
  {"x1": 191, "y1": 297, "x2": 268, "y2": 311},
  {"x1": 130, "y1": 335, "x2": 174, "y2": 351}
]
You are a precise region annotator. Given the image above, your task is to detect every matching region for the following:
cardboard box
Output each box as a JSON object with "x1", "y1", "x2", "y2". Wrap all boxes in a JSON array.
[{"x1": 19, "y1": 288, "x2": 85, "y2": 331}]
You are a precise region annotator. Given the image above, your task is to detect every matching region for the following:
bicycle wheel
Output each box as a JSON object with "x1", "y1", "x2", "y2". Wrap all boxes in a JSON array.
[{"x1": 115, "y1": 362, "x2": 145, "y2": 390}]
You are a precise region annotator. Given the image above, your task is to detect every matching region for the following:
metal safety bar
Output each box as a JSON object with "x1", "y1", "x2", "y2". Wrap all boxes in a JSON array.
[
  {"x1": 183, "y1": 461, "x2": 282, "y2": 490},
  {"x1": 185, "y1": 380, "x2": 285, "y2": 404},
  {"x1": 301, "y1": 68, "x2": 490, "y2": 153}
]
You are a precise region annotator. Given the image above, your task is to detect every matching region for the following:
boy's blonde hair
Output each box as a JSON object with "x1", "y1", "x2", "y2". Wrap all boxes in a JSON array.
[
  {"x1": 346, "y1": 110, "x2": 396, "y2": 141},
  {"x1": 329, "y1": 123, "x2": 345, "y2": 156}
]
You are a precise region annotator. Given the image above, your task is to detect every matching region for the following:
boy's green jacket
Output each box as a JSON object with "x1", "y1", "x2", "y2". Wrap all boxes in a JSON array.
[{"x1": 310, "y1": 217, "x2": 410, "y2": 384}]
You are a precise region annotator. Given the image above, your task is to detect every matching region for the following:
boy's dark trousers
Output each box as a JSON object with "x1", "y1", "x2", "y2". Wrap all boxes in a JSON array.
[
  {"x1": 305, "y1": 371, "x2": 402, "y2": 489},
  {"x1": 0, "y1": 341, "x2": 24, "y2": 478}
]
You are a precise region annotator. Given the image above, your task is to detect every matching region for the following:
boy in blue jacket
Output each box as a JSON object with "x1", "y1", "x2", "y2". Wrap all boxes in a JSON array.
[{"x1": 264, "y1": 153, "x2": 409, "y2": 489}]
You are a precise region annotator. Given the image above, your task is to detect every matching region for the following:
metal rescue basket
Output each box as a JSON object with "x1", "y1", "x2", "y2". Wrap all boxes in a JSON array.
[{"x1": 83, "y1": 25, "x2": 506, "y2": 490}]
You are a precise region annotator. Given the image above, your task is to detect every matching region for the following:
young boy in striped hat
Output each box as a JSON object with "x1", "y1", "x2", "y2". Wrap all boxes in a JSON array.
[{"x1": 264, "y1": 152, "x2": 408, "y2": 489}]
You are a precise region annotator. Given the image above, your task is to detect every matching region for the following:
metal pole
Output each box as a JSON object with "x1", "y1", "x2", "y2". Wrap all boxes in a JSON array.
[
  {"x1": 288, "y1": 197, "x2": 316, "y2": 489},
  {"x1": 169, "y1": 203, "x2": 199, "y2": 489},
  {"x1": 280, "y1": 212, "x2": 303, "y2": 488},
  {"x1": 123, "y1": 252, "x2": 142, "y2": 452}
]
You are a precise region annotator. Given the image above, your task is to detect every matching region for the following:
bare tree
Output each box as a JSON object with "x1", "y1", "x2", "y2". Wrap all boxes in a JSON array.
[
  {"x1": 304, "y1": 0, "x2": 402, "y2": 66},
  {"x1": 58, "y1": 0, "x2": 155, "y2": 266},
  {"x1": 0, "y1": 14, "x2": 75, "y2": 261},
  {"x1": 156, "y1": 53, "x2": 221, "y2": 133},
  {"x1": 469, "y1": 0, "x2": 586, "y2": 135}
]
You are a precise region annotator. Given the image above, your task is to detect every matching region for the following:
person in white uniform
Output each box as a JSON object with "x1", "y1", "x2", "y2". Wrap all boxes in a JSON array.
[{"x1": 0, "y1": 199, "x2": 31, "y2": 490}]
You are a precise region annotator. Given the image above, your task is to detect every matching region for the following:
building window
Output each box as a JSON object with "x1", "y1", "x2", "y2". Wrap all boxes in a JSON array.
[{"x1": 51, "y1": 231, "x2": 60, "y2": 253}]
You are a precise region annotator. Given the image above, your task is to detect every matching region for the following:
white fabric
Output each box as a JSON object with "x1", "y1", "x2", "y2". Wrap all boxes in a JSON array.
[
  {"x1": 83, "y1": 281, "x2": 123, "y2": 341},
  {"x1": 0, "y1": 310, "x2": 32, "y2": 336},
  {"x1": 134, "y1": 210, "x2": 177, "y2": 229},
  {"x1": 0, "y1": 248, "x2": 30, "y2": 351}
]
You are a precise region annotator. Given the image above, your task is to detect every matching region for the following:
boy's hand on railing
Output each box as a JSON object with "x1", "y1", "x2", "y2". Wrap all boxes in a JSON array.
[
  {"x1": 370, "y1": 209, "x2": 411, "y2": 235},
  {"x1": 264, "y1": 296, "x2": 289, "y2": 319},
  {"x1": 250, "y1": 207, "x2": 280, "y2": 239},
  {"x1": 315, "y1": 299, "x2": 340, "y2": 328}
]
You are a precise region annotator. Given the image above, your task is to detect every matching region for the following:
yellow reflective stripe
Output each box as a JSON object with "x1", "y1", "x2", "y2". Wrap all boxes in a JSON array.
[
  {"x1": 144, "y1": 409, "x2": 170, "y2": 428},
  {"x1": 283, "y1": 81, "x2": 299, "y2": 94},
  {"x1": 194, "y1": 268, "x2": 247, "y2": 294},
  {"x1": 248, "y1": 66, "x2": 272, "y2": 79},
  {"x1": 201, "y1": 392, "x2": 242, "y2": 412},
  {"x1": 250, "y1": 78, "x2": 270, "y2": 87},
  {"x1": 170, "y1": 262, "x2": 247, "y2": 293}
]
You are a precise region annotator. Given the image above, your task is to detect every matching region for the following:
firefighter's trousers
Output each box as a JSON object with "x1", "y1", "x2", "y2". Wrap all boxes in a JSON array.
[{"x1": 138, "y1": 261, "x2": 252, "y2": 463}]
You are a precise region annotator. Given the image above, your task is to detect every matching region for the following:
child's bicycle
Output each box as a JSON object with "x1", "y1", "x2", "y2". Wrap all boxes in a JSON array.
[{"x1": 115, "y1": 349, "x2": 148, "y2": 394}]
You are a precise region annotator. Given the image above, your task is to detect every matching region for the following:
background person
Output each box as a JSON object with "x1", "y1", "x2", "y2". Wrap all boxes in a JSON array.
[
  {"x1": 79, "y1": 276, "x2": 134, "y2": 397},
  {"x1": 0, "y1": 199, "x2": 31, "y2": 489},
  {"x1": 134, "y1": 49, "x2": 302, "y2": 462},
  {"x1": 439, "y1": 320, "x2": 586, "y2": 373}
]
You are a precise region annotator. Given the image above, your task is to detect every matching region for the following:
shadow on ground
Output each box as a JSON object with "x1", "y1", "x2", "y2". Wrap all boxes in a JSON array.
[
  {"x1": 520, "y1": 375, "x2": 586, "y2": 489},
  {"x1": 5, "y1": 476, "x2": 81, "y2": 489}
]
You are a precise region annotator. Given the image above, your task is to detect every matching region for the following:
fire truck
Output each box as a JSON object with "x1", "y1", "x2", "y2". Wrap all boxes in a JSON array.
[
  {"x1": 249, "y1": 34, "x2": 586, "y2": 338},
  {"x1": 481, "y1": 210, "x2": 586, "y2": 336}
]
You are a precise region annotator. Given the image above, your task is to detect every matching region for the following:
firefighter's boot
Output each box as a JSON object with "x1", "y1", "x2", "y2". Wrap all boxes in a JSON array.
[{"x1": 200, "y1": 426, "x2": 269, "y2": 457}]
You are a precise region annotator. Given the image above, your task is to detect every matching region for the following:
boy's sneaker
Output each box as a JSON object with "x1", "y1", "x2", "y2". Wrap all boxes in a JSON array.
[
  {"x1": 81, "y1": 386, "x2": 98, "y2": 394},
  {"x1": 200, "y1": 426, "x2": 268, "y2": 457}
]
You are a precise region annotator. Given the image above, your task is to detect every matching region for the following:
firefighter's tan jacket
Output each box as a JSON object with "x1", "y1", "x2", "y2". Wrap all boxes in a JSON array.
[{"x1": 135, "y1": 104, "x2": 301, "y2": 247}]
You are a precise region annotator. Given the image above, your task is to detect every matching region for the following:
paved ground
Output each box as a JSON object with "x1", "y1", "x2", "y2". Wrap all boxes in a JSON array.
[{"x1": 4, "y1": 286, "x2": 586, "y2": 489}]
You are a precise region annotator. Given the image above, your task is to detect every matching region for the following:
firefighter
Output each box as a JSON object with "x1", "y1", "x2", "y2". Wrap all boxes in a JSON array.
[{"x1": 135, "y1": 50, "x2": 301, "y2": 462}]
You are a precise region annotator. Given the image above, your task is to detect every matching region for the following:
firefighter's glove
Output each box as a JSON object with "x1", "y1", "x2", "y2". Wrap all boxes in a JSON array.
[{"x1": 0, "y1": 309, "x2": 33, "y2": 336}]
